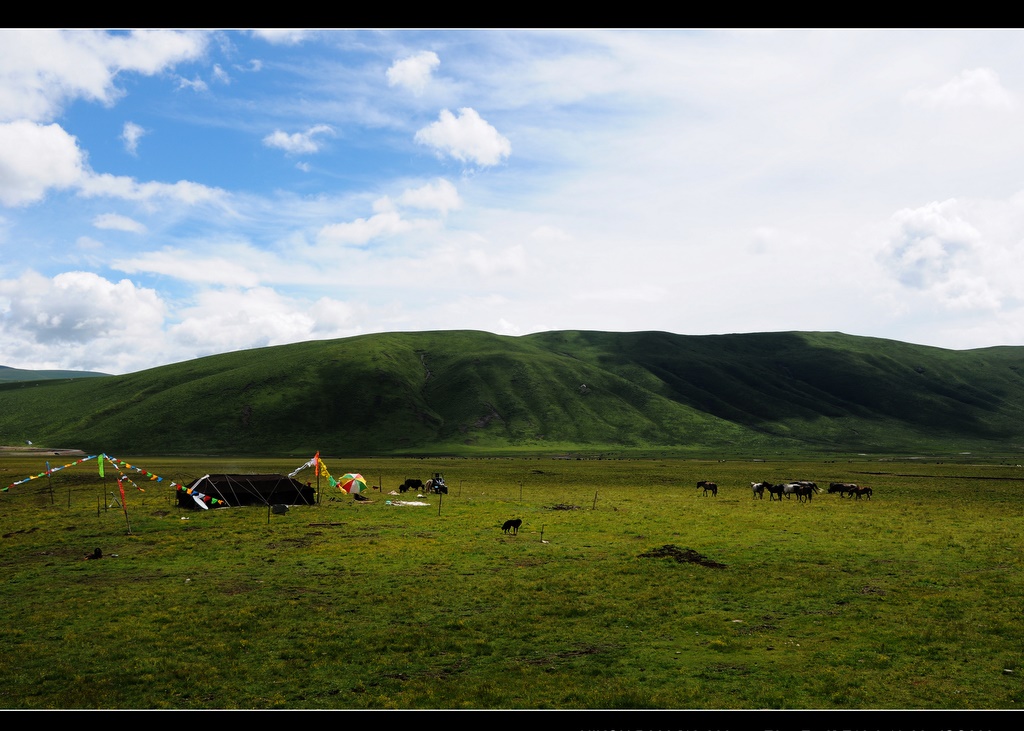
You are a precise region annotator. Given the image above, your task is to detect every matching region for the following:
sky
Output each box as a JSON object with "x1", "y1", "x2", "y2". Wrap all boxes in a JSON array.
[{"x1": 4, "y1": 29, "x2": 1024, "y2": 375}]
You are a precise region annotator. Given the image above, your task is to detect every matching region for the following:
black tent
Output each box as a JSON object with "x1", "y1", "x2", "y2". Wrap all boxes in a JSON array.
[{"x1": 179, "y1": 473, "x2": 315, "y2": 509}]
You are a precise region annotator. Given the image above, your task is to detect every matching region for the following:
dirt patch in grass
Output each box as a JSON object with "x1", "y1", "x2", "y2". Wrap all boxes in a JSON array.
[
  {"x1": 267, "y1": 537, "x2": 316, "y2": 549},
  {"x1": 523, "y1": 645, "x2": 612, "y2": 665},
  {"x1": 546, "y1": 503, "x2": 580, "y2": 510},
  {"x1": 639, "y1": 544, "x2": 727, "y2": 569}
]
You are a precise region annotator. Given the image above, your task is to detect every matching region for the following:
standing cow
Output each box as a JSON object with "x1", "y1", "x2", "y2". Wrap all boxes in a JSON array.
[{"x1": 399, "y1": 478, "x2": 423, "y2": 493}]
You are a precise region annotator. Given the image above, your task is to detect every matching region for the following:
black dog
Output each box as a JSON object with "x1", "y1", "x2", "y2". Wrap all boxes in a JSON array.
[{"x1": 502, "y1": 518, "x2": 522, "y2": 535}]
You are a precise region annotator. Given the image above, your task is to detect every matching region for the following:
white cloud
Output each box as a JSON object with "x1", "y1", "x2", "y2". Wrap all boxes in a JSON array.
[
  {"x1": 397, "y1": 179, "x2": 461, "y2": 214},
  {"x1": 251, "y1": 30, "x2": 313, "y2": 46},
  {"x1": 308, "y1": 296, "x2": 358, "y2": 333},
  {"x1": 0, "y1": 270, "x2": 168, "y2": 372},
  {"x1": 78, "y1": 173, "x2": 228, "y2": 206},
  {"x1": 212, "y1": 64, "x2": 230, "y2": 84},
  {"x1": 0, "y1": 29, "x2": 207, "y2": 124},
  {"x1": 317, "y1": 211, "x2": 425, "y2": 247},
  {"x1": 262, "y1": 124, "x2": 335, "y2": 154},
  {"x1": 93, "y1": 213, "x2": 146, "y2": 234},
  {"x1": 386, "y1": 51, "x2": 440, "y2": 95},
  {"x1": 878, "y1": 194, "x2": 1024, "y2": 312},
  {"x1": 0, "y1": 120, "x2": 226, "y2": 210},
  {"x1": 0, "y1": 121, "x2": 85, "y2": 206},
  {"x1": 114, "y1": 248, "x2": 263, "y2": 287},
  {"x1": 465, "y1": 244, "x2": 528, "y2": 276},
  {"x1": 76, "y1": 236, "x2": 104, "y2": 250},
  {"x1": 880, "y1": 199, "x2": 983, "y2": 292},
  {"x1": 168, "y1": 287, "x2": 361, "y2": 354},
  {"x1": 906, "y1": 68, "x2": 1016, "y2": 109},
  {"x1": 414, "y1": 108, "x2": 511, "y2": 167},
  {"x1": 121, "y1": 121, "x2": 146, "y2": 156},
  {"x1": 176, "y1": 75, "x2": 209, "y2": 93},
  {"x1": 530, "y1": 225, "x2": 572, "y2": 242},
  {"x1": 0, "y1": 270, "x2": 365, "y2": 373},
  {"x1": 496, "y1": 318, "x2": 521, "y2": 336}
]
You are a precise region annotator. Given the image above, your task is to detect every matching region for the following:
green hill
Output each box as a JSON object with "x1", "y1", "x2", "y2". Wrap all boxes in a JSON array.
[
  {"x1": 0, "y1": 365, "x2": 109, "y2": 383},
  {"x1": 2, "y1": 330, "x2": 1024, "y2": 456}
]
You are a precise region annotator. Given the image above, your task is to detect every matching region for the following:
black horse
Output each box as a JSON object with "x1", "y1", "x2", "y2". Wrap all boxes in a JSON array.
[{"x1": 829, "y1": 482, "x2": 858, "y2": 497}]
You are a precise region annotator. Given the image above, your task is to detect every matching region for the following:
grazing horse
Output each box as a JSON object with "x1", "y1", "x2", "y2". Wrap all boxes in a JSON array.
[
  {"x1": 751, "y1": 481, "x2": 766, "y2": 500},
  {"x1": 829, "y1": 482, "x2": 858, "y2": 496},
  {"x1": 502, "y1": 518, "x2": 522, "y2": 535},
  {"x1": 697, "y1": 480, "x2": 718, "y2": 497},
  {"x1": 849, "y1": 485, "x2": 873, "y2": 500},
  {"x1": 765, "y1": 483, "x2": 785, "y2": 501}
]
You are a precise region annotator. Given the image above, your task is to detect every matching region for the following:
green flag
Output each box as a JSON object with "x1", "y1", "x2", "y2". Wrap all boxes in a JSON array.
[{"x1": 98, "y1": 454, "x2": 105, "y2": 478}]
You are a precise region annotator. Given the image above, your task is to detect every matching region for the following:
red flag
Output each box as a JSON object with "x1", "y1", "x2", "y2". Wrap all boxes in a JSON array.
[{"x1": 314, "y1": 451, "x2": 320, "y2": 477}]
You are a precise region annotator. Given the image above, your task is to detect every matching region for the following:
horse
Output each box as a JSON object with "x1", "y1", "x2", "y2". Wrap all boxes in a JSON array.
[
  {"x1": 751, "y1": 481, "x2": 766, "y2": 499},
  {"x1": 697, "y1": 480, "x2": 718, "y2": 496},
  {"x1": 829, "y1": 482, "x2": 858, "y2": 496},
  {"x1": 502, "y1": 518, "x2": 522, "y2": 535},
  {"x1": 424, "y1": 478, "x2": 448, "y2": 495},
  {"x1": 765, "y1": 483, "x2": 785, "y2": 501},
  {"x1": 781, "y1": 483, "x2": 802, "y2": 500},
  {"x1": 781, "y1": 481, "x2": 820, "y2": 501},
  {"x1": 849, "y1": 485, "x2": 873, "y2": 500},
  {"x1": 795, "y1": 483, "x2": 817, "y2": 502}
]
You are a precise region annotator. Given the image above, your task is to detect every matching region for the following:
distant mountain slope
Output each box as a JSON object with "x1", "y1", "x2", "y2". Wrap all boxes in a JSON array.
[
  {"x1": 0, "y1": 365, "x2": 109, "y2": 383},
  {"x1": 2, "y1": 330, "x2": 1023, "y2": 456}
]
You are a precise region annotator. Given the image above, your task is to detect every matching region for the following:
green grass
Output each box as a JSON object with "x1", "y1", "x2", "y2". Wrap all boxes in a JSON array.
[{"x1": 2, "y1": 454, "x2": 1022, "y2": 709}]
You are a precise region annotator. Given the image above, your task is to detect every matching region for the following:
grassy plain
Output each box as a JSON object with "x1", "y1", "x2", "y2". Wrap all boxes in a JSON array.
[{"x1": 1, "y1": 453, "x2": 1022, "y2": 710}]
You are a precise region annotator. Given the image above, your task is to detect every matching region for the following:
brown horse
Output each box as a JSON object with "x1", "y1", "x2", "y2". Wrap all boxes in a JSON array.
[{"x1": 697, "y1": 480, "x2": 718, "y2": 497}]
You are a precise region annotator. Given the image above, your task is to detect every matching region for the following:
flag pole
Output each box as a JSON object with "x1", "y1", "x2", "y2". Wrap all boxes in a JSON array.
[{"x1": 117, "y1": 477, "x2": 133, "y2": 535}]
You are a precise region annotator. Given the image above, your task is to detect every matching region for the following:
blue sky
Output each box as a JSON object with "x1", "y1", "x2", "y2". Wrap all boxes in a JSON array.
[{"x1": 4, "y1": 29, "x2": 1024, "y2": 375}]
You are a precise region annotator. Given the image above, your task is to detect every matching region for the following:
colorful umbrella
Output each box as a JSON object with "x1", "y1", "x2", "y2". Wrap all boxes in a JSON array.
[{"x1": 339, "y1": 473, "x2": 367, "y2": 494}]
